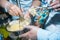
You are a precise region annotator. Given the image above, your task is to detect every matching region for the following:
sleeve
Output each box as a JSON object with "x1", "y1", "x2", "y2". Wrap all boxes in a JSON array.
[{"x1": 37, "y1": 28, "x2": 60, "y2": 40}]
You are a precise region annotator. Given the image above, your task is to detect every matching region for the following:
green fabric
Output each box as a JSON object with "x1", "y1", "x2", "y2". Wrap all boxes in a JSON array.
[{"x1": 0, "y1": 26, "x2": 10, "y2": 38}]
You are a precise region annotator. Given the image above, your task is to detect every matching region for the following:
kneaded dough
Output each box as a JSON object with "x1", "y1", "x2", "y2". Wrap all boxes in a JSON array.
[{"x1": 7, "y1": 19, "x2": 31, "y2": 32}]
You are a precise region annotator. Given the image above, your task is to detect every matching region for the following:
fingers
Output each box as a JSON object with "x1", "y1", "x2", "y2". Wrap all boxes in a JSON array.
[
  {"x1": 50, "y1": 0, "x2": 60, "y2": 11},
  {"x1": 23, "y1": 25, "x2": 33, "y2": 30},
  {"x1": 19, "y1": 30, "x2": 33, "y2": 39},
  {"x1": 23, "y1": 25, "x2": 38, "y2": 30},
  {"x1": 51, "y1": 0, "x2": 60, "y2": 9},
  {"x1": 51, "y1": 1, "x2": 59, "y2": 6},
  {"x1": 15, "y1": 6, "x2": 23, "y2": 16},
  {"x1": 52, "y1": 4, "x2": 60, "y2": 9},
  {"x1": 19, "y1": 26, "x2": 39, "y2": 39},
  {"x1": 10, "y1": 6, "x2": 18, "y2": 16},
  {"x1": 19, "y1": 31, "x2": 30, "y2": 38},
  {"x1": 8, "y1": 10, "x2": 16, "y2": 16},
  {"x1": 19, "y1": 29, "x2": 37, "y2": 40},
  {"x1": 24, "y1": 12, "x2": 30, "y2": 19},
  {"x1": 8, "y1": 4, "x2": 23, "y2": 16}
]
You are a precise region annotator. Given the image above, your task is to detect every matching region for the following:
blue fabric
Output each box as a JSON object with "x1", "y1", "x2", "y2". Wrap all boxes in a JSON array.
[
  {"x1": 37, "y1": 28, "x2": 52, "y2": 40},
  {"x1": 37, "y1": 28, "x2": 60, "y2": 40},
  {"x1": 9, "y1": 0, "x2": 32, "y2": 10}
]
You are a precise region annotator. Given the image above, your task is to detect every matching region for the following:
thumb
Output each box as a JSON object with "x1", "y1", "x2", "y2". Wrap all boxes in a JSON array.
[{"x1": 24, "y1": 25, "x2": 37, "y2": 30}]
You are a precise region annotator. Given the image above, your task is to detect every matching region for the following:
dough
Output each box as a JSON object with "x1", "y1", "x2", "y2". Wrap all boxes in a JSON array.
[{"x1": 7, "y1": 19, "x2": 31, "y2": 32}]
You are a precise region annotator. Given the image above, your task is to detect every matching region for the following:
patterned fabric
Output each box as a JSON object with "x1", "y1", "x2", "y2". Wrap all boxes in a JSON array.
[
  {"x1": 8, "y1": 0, "x2": 33, "y2": 11},
  {"x1": 29, "y1": 7, "x2": 49, "y2": 24},
  {"x1": 34, "y1": 7, "x2": 49, "y2": 24}
]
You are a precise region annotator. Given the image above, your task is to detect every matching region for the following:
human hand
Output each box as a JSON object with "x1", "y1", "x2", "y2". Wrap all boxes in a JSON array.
[
  {"x1": 24, "y1": 11, "x2": 31, "y2": 19},
  {"x1": 4, "y1": 2, "x2": 23, "y2": 16},
  {"x1": 19, "y1": 25, "x2": 40, "y2": 40},
  {"x1": 50, "y1": 0, "x2": 60, "y2": 11}
]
